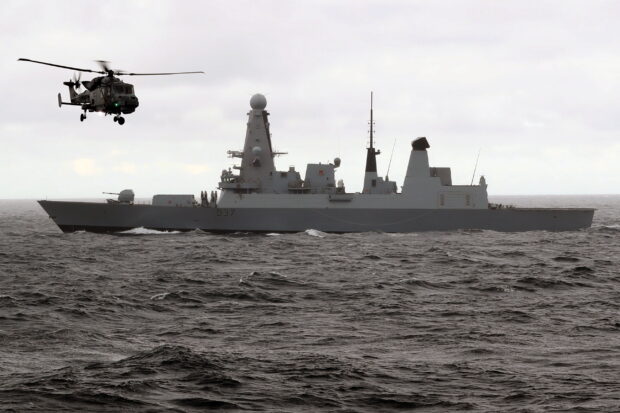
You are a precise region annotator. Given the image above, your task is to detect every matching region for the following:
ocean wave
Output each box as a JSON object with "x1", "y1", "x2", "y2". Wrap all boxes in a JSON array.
[
  {"x1": 119, "y1": 227, "x2": 181, "y2": 235},
  {"x1": 593, "y1": 224, "x2": 620, "y2": 233},
  {"x1": 304, "y1": 228, "x2": 327, "y2": 237},
  {"x1": 553, "y1": 255, "x2": 580, "y2": 262},
  {"x1": 149, "y1": 291, "x2": 202, "y2": 303},
  {"x1": 172, "y1": 397, "x2": 241, "y2": 409}
]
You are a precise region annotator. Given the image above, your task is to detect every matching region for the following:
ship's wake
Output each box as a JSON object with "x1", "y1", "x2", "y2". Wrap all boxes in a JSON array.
[
  {"x1": 304, "y1": 228, "x2": 328, "y2": 238},
  {"x1": 119, "y1": 227, "x2": 181, "y2": 235}
]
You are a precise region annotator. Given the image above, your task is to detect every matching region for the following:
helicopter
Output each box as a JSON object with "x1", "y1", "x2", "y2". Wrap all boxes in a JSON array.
[{"x1": 18, "y1": 58, "x2": 204, "y2": 125}]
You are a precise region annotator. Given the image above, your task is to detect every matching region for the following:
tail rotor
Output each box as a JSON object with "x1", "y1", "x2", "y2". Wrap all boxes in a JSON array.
[
  {"x1": 73, "y1": 72, "x2": 82, "y2": 89},
  {"x1": 63, "y1": 73, "x2": 81, "y2": 90},
  {"x1": 72, "y1": 72, "x2": 81, "y2": 89}
]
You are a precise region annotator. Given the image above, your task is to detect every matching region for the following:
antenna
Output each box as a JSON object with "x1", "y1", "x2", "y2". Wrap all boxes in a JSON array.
[
  {"x1": 369, "y1": 91, "x2": 374, "y2": 149},
  {"x1": 386, "y1": 139, "x2": 396, "y2": 179},
  {"x1": 470, "y1": 149, "x2": 481, "y2": 185}
]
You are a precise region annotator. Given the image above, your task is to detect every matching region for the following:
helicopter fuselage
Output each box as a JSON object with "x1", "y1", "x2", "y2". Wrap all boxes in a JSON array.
[{"x1": 65, "y1": 76, "x2": 139, "y2": 115}]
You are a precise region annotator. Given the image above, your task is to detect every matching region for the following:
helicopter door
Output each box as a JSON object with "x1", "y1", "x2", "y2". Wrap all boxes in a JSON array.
[{"x1": 102, "y1": 87, "x2": 111, "y2": 106}]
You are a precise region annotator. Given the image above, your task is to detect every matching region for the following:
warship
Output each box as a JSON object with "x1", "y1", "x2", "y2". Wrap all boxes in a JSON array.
[{"x1": 39, "y1": 93, "x2": 594, "y2": 233}]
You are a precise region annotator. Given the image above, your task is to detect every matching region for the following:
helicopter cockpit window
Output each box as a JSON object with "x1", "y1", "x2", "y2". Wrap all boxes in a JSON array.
[{"x1": 113, "y1": 85, "x2": 134, "y2": 94}]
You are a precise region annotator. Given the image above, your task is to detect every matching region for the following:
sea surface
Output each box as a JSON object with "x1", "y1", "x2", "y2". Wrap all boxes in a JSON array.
[{"x1": 0, "y1": 196, "x2": 619, "y2": 412}]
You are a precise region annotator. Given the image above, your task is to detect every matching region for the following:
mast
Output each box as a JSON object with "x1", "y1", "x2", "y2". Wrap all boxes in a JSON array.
[
  {"x1": 370, "y1": 91, "x2": 374, "y2": 149},
  {"x1": 365, "y1": 91, "x2": 379, "y2": 173}
]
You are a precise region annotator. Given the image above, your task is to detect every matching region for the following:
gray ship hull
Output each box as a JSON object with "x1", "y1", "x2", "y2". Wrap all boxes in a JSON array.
[{"x1": 38, "y1": 201, "x2": 595, "y2": 233}]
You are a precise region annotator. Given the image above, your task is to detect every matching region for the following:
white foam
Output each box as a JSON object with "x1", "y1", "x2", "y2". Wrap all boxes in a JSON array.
[
  {"x1": 150, "y1": 292, "x2": 170, "y2": 300},
  {"x1": 120, "y1": 227, "x2": 181, "y2": 235},
  {"x1": 266, "y1": 233, "x2": 281, "y2": 236},
  {"x1": 305, "y1": 229, "x2": 327, "y2": 238}
]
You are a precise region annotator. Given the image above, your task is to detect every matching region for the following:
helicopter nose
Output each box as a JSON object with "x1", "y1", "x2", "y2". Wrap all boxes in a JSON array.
[{"x1": 121, "y1": 95, "x2": 137, "y2": 104}]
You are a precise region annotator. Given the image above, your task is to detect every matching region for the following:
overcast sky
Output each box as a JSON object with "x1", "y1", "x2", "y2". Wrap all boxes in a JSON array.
[{"x1": 1, "y1": 0, "x2": 619, "y2": 198}]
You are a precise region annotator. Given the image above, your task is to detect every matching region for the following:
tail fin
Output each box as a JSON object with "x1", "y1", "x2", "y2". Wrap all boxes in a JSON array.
[
  {"x1": 57, "y1": 91, "x2": 78, "y2": 108},
  {"x1": 62, "y1": 81, "x2": 78, "y2": 101}
]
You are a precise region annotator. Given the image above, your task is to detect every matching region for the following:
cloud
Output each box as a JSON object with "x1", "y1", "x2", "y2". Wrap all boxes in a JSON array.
[
  {"x1": 113, "y1": 162, "x2": 137, "y2": 174},
  {"x1": 182, "y1": 163, "x2": 210, "y2": 175},
  {"x1": 71, "y1": 158, "x2": 102, "y2": 176}
]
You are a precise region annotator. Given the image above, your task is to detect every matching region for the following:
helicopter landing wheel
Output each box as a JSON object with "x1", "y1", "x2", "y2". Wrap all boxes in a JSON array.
[
  {"x1": 113, "y1": 116, "x2": 118, "y2": 122},
  {"x1": 117, "y1": 117, "x2": 125, "y2": 125},
  {"x1": 80, "y1": 113, "x2": 86, "y2": 122}
]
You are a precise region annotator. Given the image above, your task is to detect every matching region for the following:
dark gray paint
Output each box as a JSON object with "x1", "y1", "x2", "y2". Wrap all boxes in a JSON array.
[{"x1": 39, "y1": 201, "x2": 595, "y2": 233}]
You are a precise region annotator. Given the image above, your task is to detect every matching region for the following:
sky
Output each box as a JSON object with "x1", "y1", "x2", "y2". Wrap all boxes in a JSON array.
[{"x1": 1, "y1": 0, "x2": 619, "y2": 198}]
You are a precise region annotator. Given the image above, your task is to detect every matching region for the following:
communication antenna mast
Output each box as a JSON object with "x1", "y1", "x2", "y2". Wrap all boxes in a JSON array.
[
  {"x1": 470, "y1": 149, "x2": 481, "y2": 185},
  {"x1": 386, "y1": 139, "x2": 396, "y2": 180},
  {"x1": 369, "y1": 91, "x2": 375, "y2": 149},
  {"x1": 364, "y1": 91, "x2": 380, "y2": 174}
]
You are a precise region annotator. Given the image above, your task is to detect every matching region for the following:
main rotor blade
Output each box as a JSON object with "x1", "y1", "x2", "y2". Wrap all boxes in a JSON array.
[
  {"x1": 17, "y1": 58, "x2": 104, "y2": 74},
  {"x1": 119, "y1": 71, "x2": 205, "y2": 76},
  {"x1": 95, "y1": 60, "x2": 111, "y2": 73}
]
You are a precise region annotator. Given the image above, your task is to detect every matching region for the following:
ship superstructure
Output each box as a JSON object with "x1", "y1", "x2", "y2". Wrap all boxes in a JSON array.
[{"x1": 216, "y1": 93, "x2": 488, "y2": 210}]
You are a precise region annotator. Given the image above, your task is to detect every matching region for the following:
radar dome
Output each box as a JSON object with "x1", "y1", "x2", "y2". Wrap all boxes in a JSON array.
[{"x1": 250, "y1": 93, "x2": 267, "y2": 110}]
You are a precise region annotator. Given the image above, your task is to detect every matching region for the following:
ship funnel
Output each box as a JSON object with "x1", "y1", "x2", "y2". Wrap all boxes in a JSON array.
[
  {"x1": 402, "y1": 137, "x2": 431, "y2": 190},
  {"x1": 412, "y1": 137, "x2": 430, "y2": 151}
]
